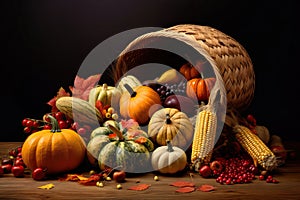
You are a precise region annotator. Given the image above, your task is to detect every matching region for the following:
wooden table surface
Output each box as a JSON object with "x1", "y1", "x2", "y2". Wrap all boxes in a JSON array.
[{"x1": 1, "y1": 142, "x2": 299, "y2": 200}]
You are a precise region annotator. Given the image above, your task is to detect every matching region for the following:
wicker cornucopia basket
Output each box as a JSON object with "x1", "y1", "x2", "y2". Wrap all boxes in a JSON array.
[
  {"x1": 98, "y1": 24, "x2": 264, "y2": 170},
  {"x1": 111, "y1": 24, "x2": 255, "y2": 112}
]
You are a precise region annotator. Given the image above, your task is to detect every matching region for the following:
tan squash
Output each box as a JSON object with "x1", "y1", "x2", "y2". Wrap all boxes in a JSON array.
[{"x1": 148, "y1": 108, "x2": 193, "y2": 149}]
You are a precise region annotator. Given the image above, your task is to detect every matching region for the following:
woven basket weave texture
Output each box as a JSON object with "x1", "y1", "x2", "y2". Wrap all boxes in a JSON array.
[{"x1": 114, "y1": 24, "x2": 255, "y2": 111}]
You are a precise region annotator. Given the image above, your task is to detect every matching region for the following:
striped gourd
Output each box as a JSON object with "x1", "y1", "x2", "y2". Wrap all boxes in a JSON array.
[
  {"x1": 234, "y1": 125, "x2": 277, "y2": 171},
  {"x1": 191, "y1": 109, "x2": 217, "y2": 164},
  {"x1": 116, "y1": 75, "x2": 142, "y2": 94},
  {"x1": 56, "y1": 96, "x2": 103, "y2": 126}
]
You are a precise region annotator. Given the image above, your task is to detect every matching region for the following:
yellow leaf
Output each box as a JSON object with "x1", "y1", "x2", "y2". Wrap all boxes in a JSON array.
[{"x1": 38, "y1": 183, "x2": 55, "y2": 190}]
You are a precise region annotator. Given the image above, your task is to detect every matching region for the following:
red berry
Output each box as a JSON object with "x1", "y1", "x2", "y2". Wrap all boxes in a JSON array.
[
  {"x1": 65, "y1": 119, "x2": 73, "y2": 128},
  {"x1": 225, "y1": 179, "x2": 232, "y2": 185},
  {"x1": 43, "y1": 124, "x2": 52, "y2": 130},
  {"x1": 55, "y1": 112, "x2": 65, "y2": 121},
  {"x1": 14, "y1": 158, "x2": 25, "y2": 167},
  {"x1": 0, "y1": 166, "x2": 3, "y2": 176},
  {"x1": 71, "y1": 122, "x2": 80, "y2": 131},
  {"x1": 77, "y1": 127, "x2": 87, "y2": 136},
  {"x1": 24, "y1": 127, "x2": 31, "y2": 134},
  {"x1": 2, "y1": 164, "x2": 12, "y2": 173},
  {"x1": 272, "y1": 179, "x2": 279, "y2": 183},
  {"x1": 26, "y1": 120, "x2": 34, "y2": 127},
  {"x1": 266, "y1": 178, "x2": 273, "y2": 183},
  {"x1": 32, "y1": 121, "x2": 40, "y2": 128},
  {"x1": 58, "y1": 120, "x2": 68, "y2": 129},
  {"x1": 259, "y1": 175, "x2": 265, "y2": 180},
  {"x1": 22, "y1": 118, "x2": 29, "y2": 126},
  {"x1": 267, "y1": 175, "x2": 273, "y2": 180}
]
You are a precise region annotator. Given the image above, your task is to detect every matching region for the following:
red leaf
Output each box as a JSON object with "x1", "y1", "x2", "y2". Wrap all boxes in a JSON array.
[
  {"x1": 128, "y1": 184, "x2": 151, "y2": 191},
  {"x1": 134, "y1": 136, "x2": 147, "y2": 144},
  {"x1": 197, "y1": 184, "x2": 216, "y2": 192},
  {"x1": 78, "y1": 174, "x2": 102, "y2": 186},
  {"x1": 175, "y1": 187, "x2": 195, "y2": 193},
  {"x1": 47, "y1": 87, "x2": 70, "y2": 112},
  {"x1": 70, "y1": 74, "x2": 101, "y2": 101},
  {"x1": 120, "y1": 119, "x2": 139, "y2": 130},
  {"x1": 170, "y1": 181, "x2": 195, "y2": 187}
]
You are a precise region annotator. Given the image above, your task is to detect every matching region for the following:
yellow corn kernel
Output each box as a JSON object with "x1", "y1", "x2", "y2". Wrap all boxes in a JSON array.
[
  {"x1": 191, "y1": 110, "x2": 217, "y2": 165},
  {"x1": 234, "y1": 125, "x2": 277, "y2": 171}
]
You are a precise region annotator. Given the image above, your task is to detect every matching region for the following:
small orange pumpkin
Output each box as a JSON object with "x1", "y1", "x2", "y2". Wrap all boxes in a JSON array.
[
  {"x1": 22, "y1": 115, "x2": 86, "y2": 175},
  {"x1": 119, "y1": 85, "x2": 161, "y2": 125},
  {"x1": 179, "y1": 63, "x2": 201, "y2": 80},
  {"x1": 186, "y1": 77, "x2": 216, "y2": 102}
]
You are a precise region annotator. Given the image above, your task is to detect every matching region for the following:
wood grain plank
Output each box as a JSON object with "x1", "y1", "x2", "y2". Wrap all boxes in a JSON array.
[{"x1": 0, "y1": 142, "x2": 300, "y2": 200}]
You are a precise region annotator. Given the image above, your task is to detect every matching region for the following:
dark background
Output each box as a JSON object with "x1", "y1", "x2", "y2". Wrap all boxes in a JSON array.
[{"x1": 1, "y1": 0, "x2": 299, "y2": 142}]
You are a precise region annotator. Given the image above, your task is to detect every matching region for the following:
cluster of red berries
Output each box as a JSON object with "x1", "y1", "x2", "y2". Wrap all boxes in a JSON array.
[
  {"x1": 0, "y1": 146, "x2": 26, "y2": 177},
  {"x1": 214, "y1": 157, "x2": 258, "y2": 185},
  {"x1": 258, "y1": 174, "x2": 279, "y2": 183},
  {"x1": 21, "y1": 111, "x2": 74, "y2": 134}
]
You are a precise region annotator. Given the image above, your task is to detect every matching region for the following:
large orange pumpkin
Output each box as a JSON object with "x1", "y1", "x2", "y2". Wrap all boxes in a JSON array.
[
  {"x1": 186, "y1": 77, "x2": 216, "y2": 102},
  {"x1": 22, "y1": 115, "x2": 86, "y2": 175},
  {"x1": 119, "y1": 85, "x2": 161, "y2": 125}
]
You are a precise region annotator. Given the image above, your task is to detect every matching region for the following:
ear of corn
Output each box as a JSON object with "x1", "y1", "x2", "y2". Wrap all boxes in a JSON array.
[
  {"x1": 234, "y1": 125, "x2": 277, "y2": 171},
  {"x1": 191, "y1": 109, "x2": 217, "y2": 165}
]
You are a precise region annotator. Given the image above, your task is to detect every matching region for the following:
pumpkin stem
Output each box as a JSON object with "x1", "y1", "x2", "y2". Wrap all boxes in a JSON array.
[
  {"x1": 200, "y1": 72, "x2": 205, "y2": 79},
  {"x1": 106, "y1": 124, "x2": 124, "y2": 141},
  {"x1": 102, "y1": 83, "x2": 108, "y2": 90},
  {"x1": 165, "y1": 114, "x2": 172, "y2": 124},
  {"x1": 47, "y1": 114, "x2": 61, "y2": 133},
  {"x1": 124, "y1": 84, "x2": 136, "y2": 98},
  {"x1": 166, "y1": 140, "x2": 174, "y2": 152}
]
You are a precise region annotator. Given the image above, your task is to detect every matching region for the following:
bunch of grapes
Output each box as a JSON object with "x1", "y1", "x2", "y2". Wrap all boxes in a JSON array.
[
  {"x1": 165, "y1": 81, "x2": 187, "y2": 96},
  {"x1": 156, "y1": 85, "x2": 174, "y2": 103}
]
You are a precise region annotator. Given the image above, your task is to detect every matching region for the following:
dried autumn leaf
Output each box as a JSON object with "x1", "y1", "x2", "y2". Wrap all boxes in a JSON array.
[
  {"x1": 170, "y1": 181, "x2": 195, "y2": 187},
  {"x1": 78, "y1": 174, "x2": 102, "y2": 186},
  {"x1": 175, "y1": 187, "x2": 195, "y2": 193},
  {"x1": 59, "y1": 174, "x2": 89, "y2": 182},
  {"x1": 37, "y1": 183, "x2": 55, "y2": 190},
  {"x1": 128, "y1": 184, "x2": 151, "y2": 191},
  {"x1": 47, "y1": 87, "x2": 70, "y2": 112},
  {"x1": 70, "y1": 74, "x2": 101, "y2": 101},
  {"x1": 197, "y1": 184, "x2": 216, "y2": 192},
  {"x1": 120, "y1": 119, "x2": 139, "y2": 130}
]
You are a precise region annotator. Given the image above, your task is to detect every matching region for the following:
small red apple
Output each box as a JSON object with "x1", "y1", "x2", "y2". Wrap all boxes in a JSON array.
[
  {"x1": 210, "y1": 160, "x2": 223, "y2": 172},
  {"x1": 199, "y1": 165, "x2": 212, "y2": 178},
  {"x1": 12, "y1": 165, "x2": 24, "y2": 177},
  {"x1": 32, "y1": 168, "x2": 47, "y2": 181},
  {"x1": 113, "y1": 170, "x2": 126, "y2": 183}
]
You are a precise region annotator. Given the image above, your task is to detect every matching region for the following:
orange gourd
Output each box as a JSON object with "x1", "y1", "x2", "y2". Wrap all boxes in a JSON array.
[
  {"x1": 179, "y1": 63, "x2": 201, "y2": 80},
  {"x1": 186, "y1": 77, "x2": 216, "y2": 102},
  {"x1": 22, "y1": 115, "x2": 86, "y2": 175},
  {"x1": 119, "y1": 85, "x2": 161, "y2": 125}
]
